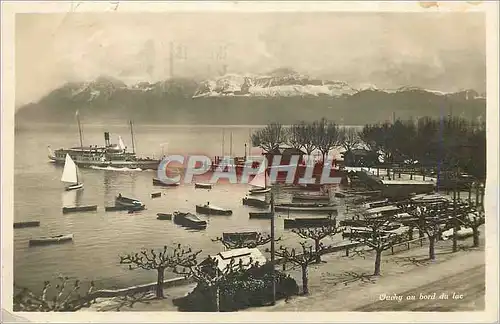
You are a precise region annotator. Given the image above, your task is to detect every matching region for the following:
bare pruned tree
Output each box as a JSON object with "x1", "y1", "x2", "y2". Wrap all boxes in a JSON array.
[
  {"x1": 172, "y1": 254, "x2": 257, "y2": 311},
  {"x1": 272, "y1": 241, "x2": 326, "y2": 295},
  {"x1": 119, "y1": 244, "x2": 201, "y2": 298},
  {"x1": 346, "y1": 218, "x2": 405, "y2": 276},
  {"x1": 212, "y1": 232, "x2": 281, "y2": 250},
  {"x1": 291, "y1": 218, "x2": 341, "y2": 262},
  {"x1": 251, "y1": 122, "x2": 286, "y2": 153},
  {"x1": 13, "y1": 276, "x2": 95, "y2": 312}
]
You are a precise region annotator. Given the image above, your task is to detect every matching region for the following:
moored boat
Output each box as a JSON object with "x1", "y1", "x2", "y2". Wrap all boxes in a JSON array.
[
  {"x1": 195, "y1": 183, "x2": 212, "y2": 189},
  {"x1": 62, "y1": 205, "x2": 98, "y2": 214},
  {"x1": 153, "y1": 178, "x2": 180, "y2": 187},
  {"x1": 242, "y1": 197, "x2": 269, "y2": 208},
  {"x1": 249, "y1": 211, "x2": 273, "y2": 219},
  {"x1": 157, "y1": 213, "x2": 173, "y2": 220},
  {"x1": 151, "y1": 192, "x2": 162, "y2": 198},
  {"x1": 248, "y1": 169, "x2": 271, "y2": 195},
  {"x1": 174, "y1": 212, "x2": 207, "y2": 229},
  {"x1": 196, "y1": 203, "x2": 232, "y2": 215},
  {"x1": 249, "y1": 187, "x2": 271, "y2": 195},
  {"x1": 29, "y1": 234, "x2": 74, "y2": 246},
  {"x1": 115, "y1": 194, "x2": 145, "y2": 209},
  {"x1": 14, "y1": 221, "x2": 40, "y2": 229},
  {"x1": 275, "y1": 204, "x2": 338, "y2": 213},
  {"x1": 284, "y1": 217, "x2": 336, "y2": 229}
]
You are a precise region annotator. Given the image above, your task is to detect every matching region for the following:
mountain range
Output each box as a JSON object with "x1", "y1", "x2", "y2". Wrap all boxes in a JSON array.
[{"x1": 15, "y1": 68, "x2": 486, "y2": 125}]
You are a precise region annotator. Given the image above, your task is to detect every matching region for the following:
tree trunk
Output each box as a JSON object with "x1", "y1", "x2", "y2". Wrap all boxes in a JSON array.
[
  {"x1": 215, "y1": 286, "x2": 220, "y2": 312},
  {"x1": 428, "y1": 236, "x2": 436, "y2": 260},
  {"x1": 373, "y1": 250, "x2": 382, "y2": 276},
  {"x1": 452, "y1": 226, "x2": 458, "y2": 253},
  {"x1": 408, "y1": 226, "x2": 414, "y2": 240},
  {"x1": 301, "y1": 264, "x2": 309, "y2": 295},
  {"x1": 315, "y1": 239, "x2": 321, "y2": 263},
  {"x1": 472, "y1": 226, "x2": 480, "y2": 247},
  {"x1": 155, "y1": 267, "x2": 165, "y2": 298}
]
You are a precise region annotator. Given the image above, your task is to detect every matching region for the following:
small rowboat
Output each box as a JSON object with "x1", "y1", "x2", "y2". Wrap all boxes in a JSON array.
[
  {"x1": 292, "y1": 193, "x2": 330, "y2": 202},
  {"x1": 153, "y1": 178, "x2": 180, "y2": 187},
  {"x1": 249, "y1": 212, "x2": 273, "y2": 219},
  {"x1": 242, "y1": 197, "x2": 269, "y2": 208},
  {"x1": 115, "y1": 195, "x2": 145, "y2": 208},
  {"x1": 62, "y1": 205, "x2": 98, "y2": 214},
  {"x1": 14, "y1": 221, "x2": 40, "y2": 229},
  {"x1": 196, "y1": 204, "x2": 232, "y2": 215},
  {"x1": 174, "y1": 212, "x2": 207, "y2": 229},
  {"x1": 157, "y1": 213, "x2": 173, "y2": 220},
  {"x1": 275, "y1": 204, "x2": 338, "y2": 213},
  {"x1": 249, "y1": 187, "x2": 271, "y2": 195},
  {"x1": 195, "y1": 183, "x2": 212, "y2": 190},
  {"x1": 151, "y1": 192, "x2": 162, "y2": 199},
  {"x1": 29, "y1": 234, "x2": 73, "y2": 246}
]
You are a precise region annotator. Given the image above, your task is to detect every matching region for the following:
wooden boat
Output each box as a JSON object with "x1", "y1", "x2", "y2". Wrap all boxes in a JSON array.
[
  {"x1": 441, "y1": 227, "x2": 475, "y2": 240},
  {"x1": 153, "y1": 177, "x2": 180, "y2": 187},
  {"x1": 115, "y1": 195, "x2": 145, "y2": 208},
  {"x1": 277, "y1": 202, "x2": 336, "y2": 208},
  {"x1": 61, "y1": 154, "x2": 83, "y2": 191},
  {"x1": 342, "y1": 227, "x2": 373, "y2": 239},
  {"x1": 14, "y1": 221, "x2": 40, "y2": 229},
  {"x1": 292, "y1": 193, "x2": 330, "y2": 202},
  {"x1": 195, "y1": 183, "x2": 212, "y2": 189},
  {"x1": 156, "y1": 213, "x2": 172, "y2": 220},
  {"x1": 29, "y1": 234, "x2": 73, "y2": 246},
  {"x1": 339, "y1": 218, "x2": 366, "y2": 227},
  {"x1": 249, "y1": 187, "x2": 271, "y2": 195},
  {"x1": 249, "y1": 211, "x2": 273, "y2": 219},
  {"x1": 242, "y1": 197, "x2": 269, "y2": 208},
  {"x1": 275, "y1": 204, "x2": 338, "y2": 213},
  {"x1": 173, "y1": 212, "x2": 207, "y2": 229},
  {"x1": 196, "y1": 203, "x2": 232, "y2": 215},
  {"x1": 284, "y1": 217, "x2": 336, "y2": 229},
  {"x1": 62, "y1": 205, "x2": 97, "y2": 214},
  {"x1": 151, "y1": 192, "x2": 162, "y2": 199}
]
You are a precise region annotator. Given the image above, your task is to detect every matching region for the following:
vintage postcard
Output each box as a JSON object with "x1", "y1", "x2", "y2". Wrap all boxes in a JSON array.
[{"x1": 1, "y1": 1, "x2": 498, "y2": 323}]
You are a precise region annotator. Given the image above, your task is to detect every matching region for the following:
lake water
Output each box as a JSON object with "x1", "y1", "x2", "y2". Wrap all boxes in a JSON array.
[{"x1": 13, "y1": 123, "x2": 347, "y2": 292}]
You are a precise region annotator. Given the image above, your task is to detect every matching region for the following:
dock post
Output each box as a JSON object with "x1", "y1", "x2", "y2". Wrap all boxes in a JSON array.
[{"x1": 270, "y1": 190, "x2": 276, "y2": 305}]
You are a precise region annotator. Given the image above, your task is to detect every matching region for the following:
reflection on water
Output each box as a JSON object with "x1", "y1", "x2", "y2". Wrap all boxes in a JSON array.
[{"x1": 61, "y1": 189, "x2": 84, "y2": 207}]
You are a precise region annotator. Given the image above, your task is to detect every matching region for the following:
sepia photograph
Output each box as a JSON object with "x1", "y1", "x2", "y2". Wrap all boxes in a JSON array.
[{"x1": 1, "y1": 1, "x2": 498, "y2": 322}]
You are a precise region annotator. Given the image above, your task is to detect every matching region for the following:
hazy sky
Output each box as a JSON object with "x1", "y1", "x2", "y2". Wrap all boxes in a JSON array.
[{"x1": 16, "y1": 12, "x2": 486, "y2": 107}]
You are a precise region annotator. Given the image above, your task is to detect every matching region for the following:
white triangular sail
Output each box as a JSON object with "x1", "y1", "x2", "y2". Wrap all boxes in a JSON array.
[
  {"x1": 61, "y1": 154, "x2": 79, "y2": 184},
  {"x1": 118, "y1": 136, "x2": 126, "y2": 150},
  {"x1": 249, "y1": 170, "x2": 270, "y2": 188}
]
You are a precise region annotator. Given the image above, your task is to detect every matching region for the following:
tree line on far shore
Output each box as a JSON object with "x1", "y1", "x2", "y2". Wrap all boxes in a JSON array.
[{"x1": 251, "y1": 116, "x2": 486, "y2": 181}]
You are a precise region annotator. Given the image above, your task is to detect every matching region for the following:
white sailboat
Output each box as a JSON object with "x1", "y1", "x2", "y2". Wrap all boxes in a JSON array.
[
  {"x1": 249, "y1": 169, "x2": 271, "y2": 194},
  {"x1": 61, "y1": 154, "x2": 83, "y2": 191}
]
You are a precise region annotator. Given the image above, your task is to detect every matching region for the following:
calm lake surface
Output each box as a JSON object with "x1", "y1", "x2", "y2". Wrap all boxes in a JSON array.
[{"x1": 14, "y1": 123, "x2": 348, "y2": 292}]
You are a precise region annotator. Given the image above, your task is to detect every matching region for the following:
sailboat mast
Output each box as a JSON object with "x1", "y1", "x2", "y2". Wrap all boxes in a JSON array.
[
  {"x1": 229, "y1": 131, "x2": 233, "y2": 157},
  {"x1": 221, "y1": 128, "x2": 225, "y2": 156},
  {"x1": 76, "y1": 110, "x2": 83, "y2": 149},
  {"x1": 129, "y1": 120, "x2": 136, "y2": 154}
]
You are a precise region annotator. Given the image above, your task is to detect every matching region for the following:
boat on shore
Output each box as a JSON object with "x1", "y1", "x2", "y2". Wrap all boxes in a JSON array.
[
  {"x1": 196, "y1": 203, "x2": 232, "y2": 215},
  {"x1": 284, "y1": 217, "x2": 336, "y2": 229},
  {"x1": 29, "y1": 234, "x2": 74, "y2": 246},
  {"x1": 249, "y1": 211, "x2": 273, "y2": 219},
  {"x1": 292, "y1": 193, "x2": 330, "y2": 202},
  {"x1": 242, "y1": 197, "x2": 269, "y2": 208},
  {"x1": 14, "y1": 221, "x2": 40, "y2": 229},
  {"x1": 174, "y1": 212, "x2": 207, "y2": 229},
  {"x1": 153, "y1": 178, "x2": 180, "y2": 187},
  {"x1": 157, "y1": 213, "x2": 173, "y2": 220},
  {"x1": 275, "y1": 204, "x2": 338, "y2": 213},
  {"x1": 195, "y1": 183, "x2": 212, "y2": 190}
]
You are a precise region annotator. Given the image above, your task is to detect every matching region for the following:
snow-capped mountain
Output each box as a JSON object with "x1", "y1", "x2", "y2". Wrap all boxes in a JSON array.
[{"x1": 193, "y1": 69, "x2": 358, "y2": 98}]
